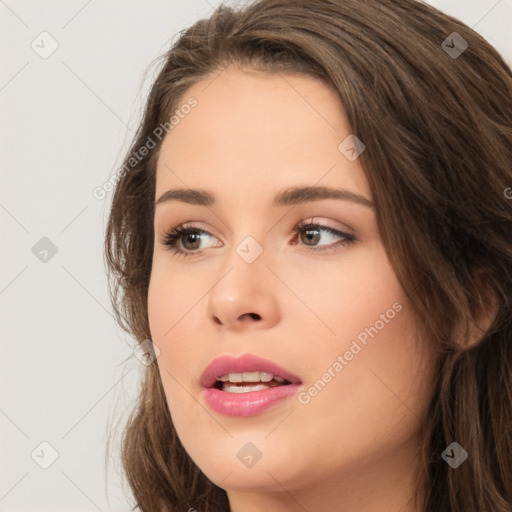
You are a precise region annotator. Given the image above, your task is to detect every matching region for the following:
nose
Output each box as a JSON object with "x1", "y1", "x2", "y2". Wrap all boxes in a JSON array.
[{"x1": 205, "y1": 242, "x2": 281, "y2": 332}]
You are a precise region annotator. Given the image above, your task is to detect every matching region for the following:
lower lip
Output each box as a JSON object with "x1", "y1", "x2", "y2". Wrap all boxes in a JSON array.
[{"x1": 203, "y1": 384, "x2": 301, "y2": 417}]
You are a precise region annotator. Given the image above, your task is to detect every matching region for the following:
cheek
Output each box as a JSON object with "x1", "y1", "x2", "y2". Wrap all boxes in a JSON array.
[
  {"x1": 147, "y1": 261, "x2": 213, "y2": 402},
  {"x1": 285, "y1": 245, "x2": 434, "y2": 451},
  {"x1": 289, "y1": 302, "x2": 434, "y2": 475},
  {"x1": 148, "y1": 278, "x2": 205, "y2": 445},
  {"x1": 147, "y1": 268, "x2": 192, "y2": 396},
  {"x1": 147, "y1": 260, "x2": 198, "y2": 340},
  {"x1": 284, "y1": 241, "x2": 405, "y2": 340}
]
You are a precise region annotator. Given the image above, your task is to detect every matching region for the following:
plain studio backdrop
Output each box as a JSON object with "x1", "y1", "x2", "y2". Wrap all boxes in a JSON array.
[{"x1": 0, "y1": 1, "x2": 511, "y2": 511}]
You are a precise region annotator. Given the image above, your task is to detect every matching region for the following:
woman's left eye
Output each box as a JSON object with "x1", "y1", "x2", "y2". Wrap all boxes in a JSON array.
[
  {"x1": 160, "y1": 220, "x2": 356, "y2": 258},
  {"x1": 291, "y1": 220, "x2": 356, "y2": 252}
]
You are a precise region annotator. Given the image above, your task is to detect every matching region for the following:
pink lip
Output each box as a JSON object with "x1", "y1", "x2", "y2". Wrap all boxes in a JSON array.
[
  {"x1": 200, "y1": 353, "x2": 302, "y2": 417},
  {"x1": 200, "y1": 353, "x2": 302, "y2": 388}
]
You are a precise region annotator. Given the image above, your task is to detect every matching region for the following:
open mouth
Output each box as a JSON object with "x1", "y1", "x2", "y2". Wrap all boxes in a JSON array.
[
  {"x1": 200, "y1": 355, "x2": 302, "y2": 417},
  {"x1": 212, "y1": 371, "x2": 291, "y2": 393}
]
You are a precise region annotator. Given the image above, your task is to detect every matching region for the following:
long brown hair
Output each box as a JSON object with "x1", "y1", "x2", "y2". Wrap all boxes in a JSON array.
[{"x1": 104, "y1": 1, "x2": 512, "y2": 510}]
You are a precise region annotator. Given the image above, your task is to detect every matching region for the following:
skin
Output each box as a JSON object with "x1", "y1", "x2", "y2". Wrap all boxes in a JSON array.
[{"x1": 147, "y1": 65, "x2": 440, "y2": 512}]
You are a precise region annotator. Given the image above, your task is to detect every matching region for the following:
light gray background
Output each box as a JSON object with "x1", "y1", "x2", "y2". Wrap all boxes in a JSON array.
[{"x1": 1, "y1": 1, "x2": 511, "y2": 511}]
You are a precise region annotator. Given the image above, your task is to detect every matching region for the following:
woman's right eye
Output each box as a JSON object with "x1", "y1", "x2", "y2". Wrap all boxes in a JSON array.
[{"x1": 161, "y1": 224, "x2": 219, "y2": 258}]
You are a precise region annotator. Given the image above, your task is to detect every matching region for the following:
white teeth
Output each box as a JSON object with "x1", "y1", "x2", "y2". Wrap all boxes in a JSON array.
[
  {"x1": 216, "y1": 371, "x2": 286, "y2": 384},
  {"x1": 242, "y1": 371, "x2": 260, "y2": 382}
]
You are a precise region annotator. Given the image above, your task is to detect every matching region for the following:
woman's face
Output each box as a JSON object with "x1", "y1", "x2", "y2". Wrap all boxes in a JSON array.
[{"x1": 148, "y1": 67, "x2": 438, "y2": 508}]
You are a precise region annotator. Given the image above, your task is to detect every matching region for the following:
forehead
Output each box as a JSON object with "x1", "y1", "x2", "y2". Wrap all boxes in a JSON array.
[{"x1": 155, "y1": 67, "x2": 372, "y2": 204}]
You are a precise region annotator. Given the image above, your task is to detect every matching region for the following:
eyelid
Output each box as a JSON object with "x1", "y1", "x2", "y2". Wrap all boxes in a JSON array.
[{"x1": 297, "y1": 217, "x2": 353, "y2": 235}]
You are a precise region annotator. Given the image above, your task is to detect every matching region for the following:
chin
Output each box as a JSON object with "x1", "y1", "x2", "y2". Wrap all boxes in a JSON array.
[{"x1": 178, "y1": 431, "x2": 310, "y2": 493}]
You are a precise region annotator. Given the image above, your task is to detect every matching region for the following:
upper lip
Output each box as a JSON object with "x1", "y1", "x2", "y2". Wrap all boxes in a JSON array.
[{"x1": 200, "y1": 353, "x2": 302, "y2": 388}]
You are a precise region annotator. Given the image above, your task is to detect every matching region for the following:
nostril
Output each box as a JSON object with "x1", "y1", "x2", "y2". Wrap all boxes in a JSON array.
[{"x1": 243, "y1": 313, "x2": 260, "y2": 320}]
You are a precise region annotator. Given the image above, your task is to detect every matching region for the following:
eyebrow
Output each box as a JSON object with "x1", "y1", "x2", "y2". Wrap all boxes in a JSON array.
[{"x1": 155, "y1": 185, "x2": 375, "y2": 210}]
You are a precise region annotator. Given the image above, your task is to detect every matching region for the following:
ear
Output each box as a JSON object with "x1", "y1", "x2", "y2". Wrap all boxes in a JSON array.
[{"x1": 463, "y1": 270, "x2": 500, "y2": 350}]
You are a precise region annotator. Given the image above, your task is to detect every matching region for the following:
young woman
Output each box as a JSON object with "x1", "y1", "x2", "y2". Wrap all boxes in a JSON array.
[{"x1": 104, "y1": 1, "x2": 512, "y2": 510}]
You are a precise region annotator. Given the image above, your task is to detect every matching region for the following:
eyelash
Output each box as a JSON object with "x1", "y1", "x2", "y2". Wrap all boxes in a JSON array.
[{"x1": 161, "y1": 220, "x2": 356, "y2": 258}]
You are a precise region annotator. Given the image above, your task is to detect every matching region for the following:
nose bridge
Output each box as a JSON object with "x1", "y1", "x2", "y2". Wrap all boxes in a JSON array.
[
  {"x1": 205, "y1": 223, "x2": 280, "y2": 329},
  {"x1": 218, "y1": 228, "x2": 269, "y2": 295},
  {"x1": 222, "y1": 208, "x2": 270, "y2": 267}
]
